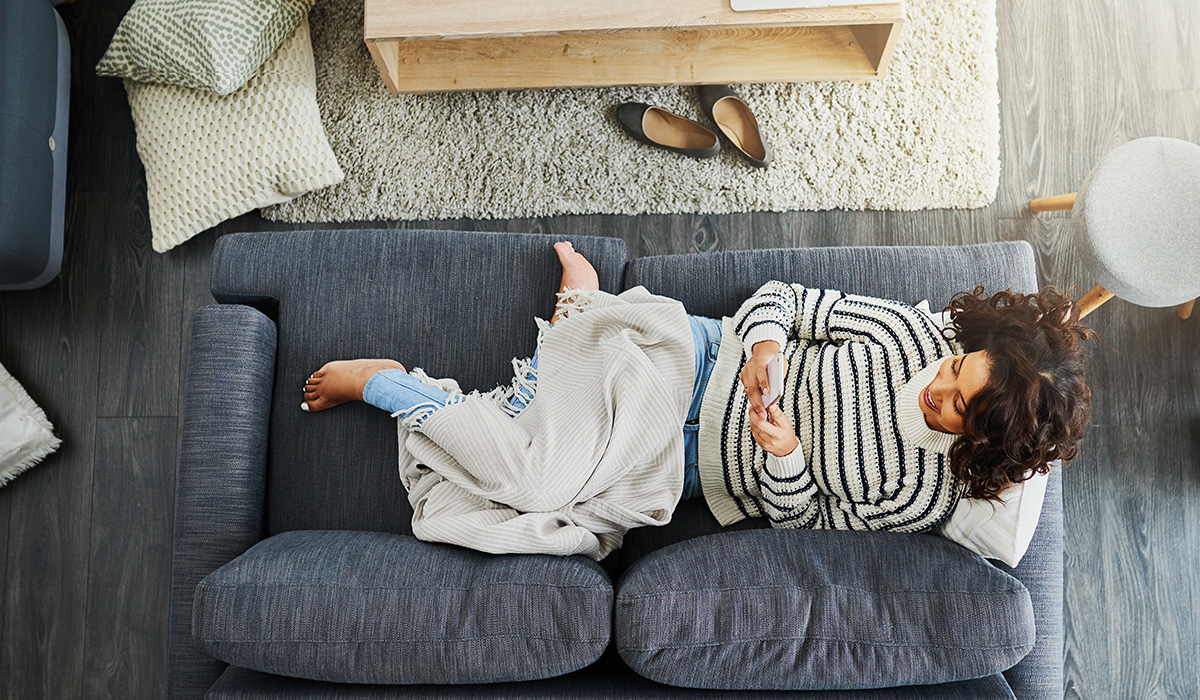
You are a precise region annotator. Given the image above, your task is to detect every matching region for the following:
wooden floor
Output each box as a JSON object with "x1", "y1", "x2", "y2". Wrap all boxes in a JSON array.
[{"x1": 2, "y1": 0, "x2": 1198, "y2": 697}]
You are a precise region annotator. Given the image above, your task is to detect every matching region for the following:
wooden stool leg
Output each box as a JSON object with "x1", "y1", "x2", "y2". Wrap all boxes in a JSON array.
[
  {"x1": 1178, "y1": 299, "x2": 1196, "y2": 320},
  {"x1": 1077, "y1": 284, "x2": 1114, "y2": 319},
  {"x1": 1030, "y1": 193, "x2": 1078, "y2": 212}
]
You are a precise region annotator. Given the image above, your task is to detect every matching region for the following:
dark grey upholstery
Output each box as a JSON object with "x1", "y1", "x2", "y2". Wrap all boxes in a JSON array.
[
  {"x1": 171, "y1": 230, "x2": 1060, "y2": 700},
  {"x1": 169, "y1": 229, "x2": 629, "y2": 699},
  {"x1": 619, "y1": 242, "x2": 1039, "y2": 319},
  {"x1": 209, "y1": 229, "x2": 626, "y2": 539},
  {"x1": 170, "y1": 305, "x2": 277, "y2": 699},
  {"x1": 205, "y1": 664, "x2": 1018, "y2": 699},
  {"x1": 0, "y1": 0, "x2": 68, "y2": 289},
  {"x1": 615, "y1": 530, "x2": 1034, "y2": 690},
  {"x1": 195, "y1": 530, "x2": 612, "y2": 684},
  {"x1": 620, "y1": 241, "x2": 1060, "y2": 700}
]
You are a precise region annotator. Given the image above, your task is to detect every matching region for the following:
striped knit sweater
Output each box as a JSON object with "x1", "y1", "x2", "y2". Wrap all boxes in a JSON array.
[{"x1": 697, "y1": 281, "x2": 967, "y2": 533}]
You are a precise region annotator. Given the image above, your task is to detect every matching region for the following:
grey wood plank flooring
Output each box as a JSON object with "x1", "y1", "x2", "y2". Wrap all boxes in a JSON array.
[
  {"x1": 83, "y1": 418, "x2": 176, "y2": 700},
  {"x1": 0, "y1": 191, "x2": 106, "y2": 699},
  {"x1": 1, "y1": 0, "x2": 1199, "y2": 697}
]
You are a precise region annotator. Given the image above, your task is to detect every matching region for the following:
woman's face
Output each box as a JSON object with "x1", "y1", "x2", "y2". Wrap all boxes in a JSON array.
[{"x1": 920, "y1": 351, "x2": 991, "y2": 435}]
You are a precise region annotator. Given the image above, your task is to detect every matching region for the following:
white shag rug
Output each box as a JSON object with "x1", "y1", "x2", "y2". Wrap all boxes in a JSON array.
[{"x1": 263, "y1": 0, "x2": 998, "y2": 223}]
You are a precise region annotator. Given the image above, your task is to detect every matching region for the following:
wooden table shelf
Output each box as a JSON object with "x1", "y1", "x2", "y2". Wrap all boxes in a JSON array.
[{"x1": 364, "y1": 0, "x2": 905, "y2": 94}]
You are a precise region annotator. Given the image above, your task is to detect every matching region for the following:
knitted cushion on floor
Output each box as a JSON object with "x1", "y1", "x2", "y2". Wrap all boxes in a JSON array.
[
  {"x1": 125, "y1": 18, "x2": 343, "y2": 253},
  {"x1": 97, "y1": 0, "x2": 314, "y2": 95},
  {"x1": 0, "y1": 361, "x2": 61, "y2": 488}
]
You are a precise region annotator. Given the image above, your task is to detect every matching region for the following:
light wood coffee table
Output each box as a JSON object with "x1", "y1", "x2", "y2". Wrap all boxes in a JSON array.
[{"x1": 364, "y1": 0, "x2": 905, "y2": 94}]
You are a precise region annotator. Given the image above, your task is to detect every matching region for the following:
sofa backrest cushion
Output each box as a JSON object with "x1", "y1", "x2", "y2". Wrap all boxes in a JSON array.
[
  {"x1": 194, "y1": 530, "x2": 612, "y2": 684},
  {"x1": 621, "y1": 242, "x2": 1039, "y2": 319},
  {"x1": 210, "y1": 229, "x2": 627, "y2": 537},
  {"x1": 615, "y1": 529, "x2": 1035, "y2": 690}
]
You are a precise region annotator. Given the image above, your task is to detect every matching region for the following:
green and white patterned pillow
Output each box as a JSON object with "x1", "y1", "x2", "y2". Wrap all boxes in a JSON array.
[{"x1": 96, "y1": 0, "x2": 315, "y2": 95}]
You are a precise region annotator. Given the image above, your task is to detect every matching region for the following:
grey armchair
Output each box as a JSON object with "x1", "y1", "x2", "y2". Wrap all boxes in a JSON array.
[{"x1": 0, "y1": 0, "x2": 69, "y2": 290}]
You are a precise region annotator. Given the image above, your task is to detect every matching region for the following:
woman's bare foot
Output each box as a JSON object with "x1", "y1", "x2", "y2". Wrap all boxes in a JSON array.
[
  {"x1": 554, "y1": 241, "x2": 600, "y2": 293},
  {"x1": 301, "y1": 359, "x2": 406, "y2": 413},
  {"x1": 552, "y1": 241, "x2": 600, "y2": 323}
]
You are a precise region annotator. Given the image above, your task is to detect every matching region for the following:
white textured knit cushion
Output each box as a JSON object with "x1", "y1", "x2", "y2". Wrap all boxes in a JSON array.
[
  {"x1": 0, "y1": 362, "x2": 61, "y2": 489},
  {"x1": 915, "y1": 300, "x2": 1047, "y2": 567},
  {"x1": 125, "y1": 18, "x2": 343, "y2": 253}
]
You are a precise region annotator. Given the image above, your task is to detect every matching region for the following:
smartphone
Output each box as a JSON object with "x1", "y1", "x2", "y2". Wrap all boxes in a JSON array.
[{"x1": 762, "y1": 353, "x2": 785, "y2": 409}]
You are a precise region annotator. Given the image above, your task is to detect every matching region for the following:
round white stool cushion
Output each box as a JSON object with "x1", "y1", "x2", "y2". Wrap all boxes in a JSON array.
[{"x1": 1071, "y1": 136, "x2": 1200, "y2": 307}]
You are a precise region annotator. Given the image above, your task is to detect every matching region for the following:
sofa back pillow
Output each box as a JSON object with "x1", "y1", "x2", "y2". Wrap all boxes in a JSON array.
[
  {"x1": 194, "y1": 530, "x2": 612, "y2": 684},
  {"x1": 615, "y1": 529, "x2": 1035, "y2": 690}
]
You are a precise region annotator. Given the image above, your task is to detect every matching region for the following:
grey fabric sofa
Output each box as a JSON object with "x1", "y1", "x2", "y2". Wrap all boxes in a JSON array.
[{"x1": 169, "y1": 229, "x2": 1062, "y2": 699}]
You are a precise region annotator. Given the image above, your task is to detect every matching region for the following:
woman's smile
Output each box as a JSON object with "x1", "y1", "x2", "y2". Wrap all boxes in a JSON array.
[{"x1": 919, "y1": 351, "x2": 992, "y2": 434}]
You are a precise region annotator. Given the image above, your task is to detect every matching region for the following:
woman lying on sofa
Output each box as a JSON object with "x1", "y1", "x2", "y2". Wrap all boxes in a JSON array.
[{"x1": 299, "y1": 241, "x2": 1094, "y2": 558}]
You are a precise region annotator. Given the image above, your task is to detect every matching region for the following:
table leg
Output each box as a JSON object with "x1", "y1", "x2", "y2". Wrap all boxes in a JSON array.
[{"x1": 1178, "y1": 299, "x2": 1196, "y2": 320}]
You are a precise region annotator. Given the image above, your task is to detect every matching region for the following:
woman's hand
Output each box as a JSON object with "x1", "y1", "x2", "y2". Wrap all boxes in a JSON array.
[
  {"x1": 747, "y1": 404, "x2": 800, "y2": 458},
  {"x1": 739, "y1": 340, "x2": 787, "y2": 419}
]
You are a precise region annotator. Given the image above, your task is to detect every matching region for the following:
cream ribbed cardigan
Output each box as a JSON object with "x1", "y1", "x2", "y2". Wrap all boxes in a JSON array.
[{"x1": 395, "y1": 287, "x2": 694, "y2": 561}]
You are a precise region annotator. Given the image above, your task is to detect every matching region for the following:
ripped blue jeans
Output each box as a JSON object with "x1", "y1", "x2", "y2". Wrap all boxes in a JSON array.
[{"x1": 363, "y1": 315, "x2": 723, "y2": 500}]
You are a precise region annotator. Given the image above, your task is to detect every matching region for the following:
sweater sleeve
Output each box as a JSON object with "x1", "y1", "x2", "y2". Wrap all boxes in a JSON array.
[
  {"x1": 731, "y1": 281, "x2": 845, "y2": 353},
  {"x1": 758, "y1": 449, "x2": 822, "y2": 526},
  {"x1": 826, "y1": 293, "x2": 950, "y2": 371},
  {"x1": 732, "y1": 282, "x2": 948, "y2": 369}
]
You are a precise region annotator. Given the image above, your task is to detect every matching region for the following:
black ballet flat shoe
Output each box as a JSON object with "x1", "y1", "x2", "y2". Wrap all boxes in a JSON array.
[
  {"x1": 617, "y1": 102, "x2": 721, "y2": 159},
  {"x1": 697, "y1": 85, "x2": 773, "y2": 168}
]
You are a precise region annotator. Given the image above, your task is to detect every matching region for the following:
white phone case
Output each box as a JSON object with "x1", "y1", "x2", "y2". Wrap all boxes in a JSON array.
[{"x1": 763, "y1": 353, "x2": 785, "y2": 408}]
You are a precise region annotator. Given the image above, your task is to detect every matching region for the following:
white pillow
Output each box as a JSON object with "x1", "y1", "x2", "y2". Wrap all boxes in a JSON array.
[
  {"x1": 913, "y1": 299, "x2": 953, "y2": 330},
  {"x1": 936, "y1": 471, "x2": 1048, "y2": 567},
  {"x1": 0, "y1": 362, "x2": 62, "y2": 488},
  {"x1": 124, "y1": 17, "x2": 343, "y2": 253},
  {"x1": 914, "y1": 298, "x2": 1047, "y2": 567}
]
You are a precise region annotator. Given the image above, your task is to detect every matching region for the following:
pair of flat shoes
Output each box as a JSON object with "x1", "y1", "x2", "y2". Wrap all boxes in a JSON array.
[{"x1": 618, "y1": 85, "x2": 773, "y2": 168}]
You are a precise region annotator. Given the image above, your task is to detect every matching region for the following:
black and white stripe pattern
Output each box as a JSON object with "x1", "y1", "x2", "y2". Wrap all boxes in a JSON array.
[{"x1": 697, "y1": 281, "x2": 964, "y2": 534}]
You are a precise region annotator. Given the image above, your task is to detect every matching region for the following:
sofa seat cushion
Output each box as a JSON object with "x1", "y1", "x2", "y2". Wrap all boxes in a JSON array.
[
  {"x1": 615, "y1": 529, "x2": 1035, "y2": 691},
  {"x1": 193, "y1": 530, "x2": 613, "y2": 684}
]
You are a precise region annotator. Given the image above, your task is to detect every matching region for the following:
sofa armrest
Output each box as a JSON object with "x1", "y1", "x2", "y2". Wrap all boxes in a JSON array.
[
  {"x1": 997, "y1": 467, "x2": 1063, "y2": 700},
  {"x1": 168, "y1": 305, "x2": 277, "y2": 700}
]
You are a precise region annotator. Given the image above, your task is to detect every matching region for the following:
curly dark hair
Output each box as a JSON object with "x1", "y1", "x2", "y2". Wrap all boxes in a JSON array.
[{"x1": 943, "y1": 286, "x2": 1096, "y2": 500}]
